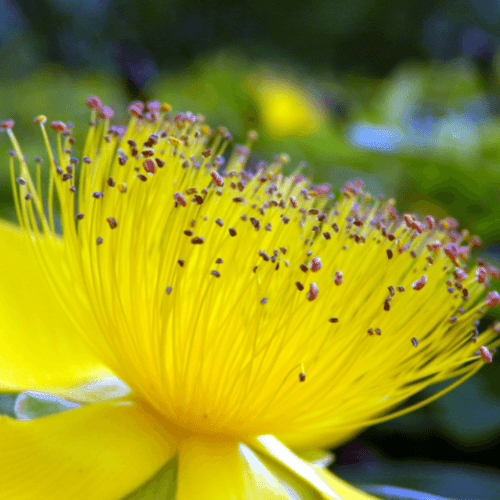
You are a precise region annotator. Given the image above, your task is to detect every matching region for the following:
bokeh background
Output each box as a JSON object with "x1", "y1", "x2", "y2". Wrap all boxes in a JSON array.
[{"x1": 1, "y1": 0, "x2": 499, "y2": 498}]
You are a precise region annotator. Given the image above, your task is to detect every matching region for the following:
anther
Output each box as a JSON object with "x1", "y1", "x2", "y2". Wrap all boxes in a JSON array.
[
  {"x1": 386, "y1": 249, "x2": 393, "y2": 260},
  {"x1": 166, "y1": 286, "x2": 173, "y2": 295},
  {"x1": 50, "y1": 121, "x2": 67, "y2": 133},
  {"x1": 334, "y1": 270, "x2": 343, "y2": 286},
  {"x1": 310, "y1": 256, "x2": 322, "y2": 272},
  {"x1": 388, "y1": 285, "x2": 395, "y2": 296},
  {"x1": 384, "y1": 300, "x2": 391, "y2": 311},
  {"x1": 375, "y1": 328, "x2": 382, "y2": 335},
  {"x1": 1, "y1": 120, "x2": 14, "y2": 129},
  {"x1": 215, "y1": 258, "x2": 223, "y2": 264},
  {"x1": 174, "y1": 192, "x2": 187, "y2": 207},
  {"x1": 480, "y1": 346, "x2": 493, "y2": 363},
  {"x1": 412, "y1": 275, "x2": 427, "y2": 291},
  {"x1": 178, "y1": 259, "x2": 185, "y2": 267},
  {"x1": 229, "y1": 227, "x2": 237, "y2": 237},
  {"x1": 367, "y1": 328, "x2": 374, "y2": 335},
  {"x1": 476, "y1": 267, "x2": 487, "y2": 284},
  {"x1": 86, "y1": 96, "x2": 102, "y2": 110},
  {"x1": 307, "y1": 282, "x2": 319, "y2": 301},
  {"x1": 107, "y1": 217, "x2": 118, "y2": 229},
  {"x1": 215, "y1": 218, "x2": 224, "y2": 227},
  {"x1": 211, "y1": 171, "x2": 224, "y2": 187},
  {"x1": 411, "y1": 337, "x2": 419, "y2": 347},
  {"x1": 118, "y1": 183, "x2": 127, "y2": 193},
  {"x1": 75, "y1": 213, "x2": 84, "y2": 220},
  {"x1": 24, "y1": 193, "x2": 32, "y2": 200},
  {"x1": 155, "y1": 158, "x2": 165, "y2": 168},
  {"x1": 93, "y1": 191, "x2": 104, "y2": 199},
  {"x1": 261, "y1": 297, "x2": 268, "y2": 304},
  {"x1": 15, "y1": 177, "x2": 26, "y2": 186},
  {"x1": 96, "y1": 237, "x2": 103, "y2": 245},
  {"x1": 485, "y1": 290, "x2": 500, "y2": 307},
  {"x1": 184, "y1": 230, "x2": 193, "y2": 237},
  {"x1": 210, "y1": 270, "x2": 221, "y2": 278},
  {"x1": 62, "y1": 173, "x2": 72, "y2": 181},
  {"x1": 191, "y1": 237, "x2": 204, "y2": 244},
  {"x1": 137, "y1": 174, "x2": 148, "y2": 182},
  {"x1": 107, "y1": 177, "x2": 115, "y2": 187},
  {"x1": 329, "y1": 317, "x2": 339, "y2": 323},
  {"x1": 295, "y1": 281, "x2": 304, "y2": 291},
  {"x1": 143, "y1": 158, "x2": 156, "y2": 174}
]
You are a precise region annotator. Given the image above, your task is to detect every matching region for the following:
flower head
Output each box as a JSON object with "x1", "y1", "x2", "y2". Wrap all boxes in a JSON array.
[{"x1": 0, "y1": 98, "x2": 498, "y2": 499}]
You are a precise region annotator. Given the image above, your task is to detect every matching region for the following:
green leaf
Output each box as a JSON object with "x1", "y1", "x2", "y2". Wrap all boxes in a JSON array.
[
  {"x1": 14, "y1": 392, "x2": 80, "y2": 419},
  {"x1": 121, "y1": 455, "x2": 177, "y2": 500}
]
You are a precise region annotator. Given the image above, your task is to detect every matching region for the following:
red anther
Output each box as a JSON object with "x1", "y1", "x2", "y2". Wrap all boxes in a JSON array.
[
  {"x1": 459, "y1": 246, "x2": 470, "y2": 261},
  {"x1": 334, "y1": 270, "x2": 343, "y2": 286},
  {"x1": 1, "y1": 120, "x2": 14, "y2": 129},
  {"x1": 307, "y1": 282, "x2": 319, "y2": 301},
  {"x1": 146, "y1": 100, "x2": 161, "y2": 112},
  {"x1": 99, "y1": 106, "x2": 115, "y2": 120},
  {"x1": 289, "y1": 196, "x2": 298, "y2": 208},
  {"x1": 485, "y1": 290, "x2": 500, "y2": 307},
  {"x1": 174, "y1": 192, "x2": 187, "y2": 207},
  {"x1": 488, "y1": 265, "x2": 499, "y2": 279},
  {"x1": 210, "y1": 171, "x2": 224, "y2": 187},
  {"x1": 444, "y1": 243, "x2": 459, "y2": 261},
  {"x1": 442, "y1": 217, "x2": 459, "y2": 230},
  {"x1": 86, "y1": 96, "x2": 102, "y2": 110},
  {"x1": 386, "y1": 206, "x2": 398, "y2": 220},
  {"x1": 50, "y1": 121, "x2": 67, "y2": 133},
  {"x1": 430, "y1": 240, "x2": 442, "y2": 251},
  {"x1": 185, "y1": 111, "x2": 196, "y2": 124},
  {"x1": 477, "y1": 267, "x2": 488, "y2": 284},
  {"x1": 403, "y1": 214, "x2": 414, "y2": 228},
  {"x1": 412, "y1": 275, "x2": 427, "y2": 291},
  {"x1": 143, "y1": 158, "x2": 157, "y2": 174},
  {"x1": 480, "y1": 345, "x2": 493, "y2": 363},
  {"x1": 174, "y1": 112, "x2": 186, "y2": 123},
  {"x1": 470, "y1": 235, "x2": 482, "y2": 248},
  {"x1": 425, "y1": 215, "x2": 435, "y2": 230},
  {"x1": 413, "y1": 221, "x2": 425, "y2": 234},
  {"x1": 310, "y1": 256, "x2": 322, "y2": 272},
  {"x1": 127, "y1": 101, "x2": 144, "y2": 116},
  {"x1": 454, "y1": 269, "x2": 468, "y2": 281},
  {"x1": 312, "y1": 183, "x2": 332, "y2": 197},
  {"x1": 106, "y1": 217, "x2": 118, "y2": 229},
  {"x1": 293, "y1": 174, "x2": 308, "y2": 185}
]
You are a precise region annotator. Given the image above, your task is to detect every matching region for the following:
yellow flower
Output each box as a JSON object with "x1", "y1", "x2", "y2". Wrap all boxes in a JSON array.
[
  {"x1": 247, "y1": 74, "x2": 326, "y2": 138},
  {"x1": 0, "y1": 97, "x2": 498, "y2": 500}
]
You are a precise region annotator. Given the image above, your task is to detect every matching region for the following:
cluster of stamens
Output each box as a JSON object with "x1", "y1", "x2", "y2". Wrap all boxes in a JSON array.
[{"x1": 1, "y1": 96, "x2": 499, "y2": 440}]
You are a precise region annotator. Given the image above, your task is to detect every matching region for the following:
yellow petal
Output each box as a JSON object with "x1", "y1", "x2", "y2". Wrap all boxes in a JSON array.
[
  {"x1": 0, "y1": 221, "x2": 111, "y2": 392},
  {"x1": 176, "y1": 436, "x2": 291, "y2": 499},
  {"x1": 0, "y1": 399, "x2": 177, "y2": 500},
  {"x1": 313, "y1": 467, "x2": 381, "y2": 500}
]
